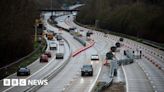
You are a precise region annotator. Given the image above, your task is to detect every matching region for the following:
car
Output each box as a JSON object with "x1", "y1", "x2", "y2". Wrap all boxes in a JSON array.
[
  {"x1": 56, "y1": 53, "x2": 64, "y2": 59},
  {"x1": 73, "y1": 12, "x2": 77, "y2": 16},
  {"x1": 75, "y1": 32, "x2": 82, "y2": 37},
  {"x1": 80, "y1": 30, "x2": 84, "y2": 32},
  {"x1": 43, "y1": 26, "x2": 46, "y2": 30},
  {"x1": 40, "y1": 54, "x2": 48, "y2": 62},
  {"x1": 47, "y1": 30, "x2": 57, "y2": 36},
  {"x1": 81, "y1": 64, "x2": 93, "y2": 76},
  {"x1": 59, "y1": 20, "x2": 64, "y2": 22},
  {"x1": 115, "y1": 42, "x2": 121, "y2": 47},
  {"x1": 59, "y1": 40, "x2": 64, "y2": 45},
  {"x1": 49, "y1": 41, "x2": 57, "y2": 50},
  {"x1": 91, "y1": 55, "x2": 99, "y2": 60},
  {"x1": 44, "y1": 51, "x2": 51, "y2": 58},
  {"x1": 56, "y1": 35, "x2": 63, "y2": 41},
  {"x1": 17, "y1": 67, "x2": 30, "y2": 76},
  {"x1": 69, "y1": 27, "x2": 76, "y2": 31}
]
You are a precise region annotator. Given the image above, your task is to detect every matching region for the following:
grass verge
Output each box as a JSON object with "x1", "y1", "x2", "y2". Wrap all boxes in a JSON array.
[{"x1": 102, "y1": 83, "x2": 125, "y2": 92}]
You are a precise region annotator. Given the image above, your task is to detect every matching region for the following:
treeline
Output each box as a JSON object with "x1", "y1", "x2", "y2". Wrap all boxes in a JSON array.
[
  {"x1": 0, "y1": 0, "x2": 39, "y2": 67},
  {"x1": 0, "y1": 0, "x2": 82, "y2": 67},
  {"x1": 36, "y1": 0, "x2": 84, "y2": 9},
  {"x1": 76, "y1": 0, "x2": 164, "y2": 43}
]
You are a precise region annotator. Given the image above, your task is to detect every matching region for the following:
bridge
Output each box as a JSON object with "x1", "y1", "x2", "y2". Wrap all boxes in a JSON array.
[{"x1": 40, "y1": 9, "x2": 79, "y2": 13}]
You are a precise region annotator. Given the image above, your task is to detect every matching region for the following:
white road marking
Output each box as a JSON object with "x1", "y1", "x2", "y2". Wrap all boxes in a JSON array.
[{"x1": 122, "y1": 65, "x2": 129, "y2": 92}]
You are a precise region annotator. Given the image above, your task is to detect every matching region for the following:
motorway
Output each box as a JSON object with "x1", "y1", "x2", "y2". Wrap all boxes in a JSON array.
[
  {"x1": 1, "y1": 4, "x2": 164, "y2": 92},
  {"x1": 37, "y1": 13, "x2": 109, "y2": 92},
  {"x1": 52, "y1": 13, "x2": 164, "y2": 92}
]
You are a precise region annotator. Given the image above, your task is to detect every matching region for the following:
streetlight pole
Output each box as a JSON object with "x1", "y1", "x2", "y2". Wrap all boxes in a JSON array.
[
  {"x1": 95, "y1": 19, "x2": 99, "y2": 31},
  {"x1": 34, "y1": 25, "x2": 38, "y2": 42}
]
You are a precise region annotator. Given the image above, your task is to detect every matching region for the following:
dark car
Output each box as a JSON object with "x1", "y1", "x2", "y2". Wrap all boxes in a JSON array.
[
  {"x1": 115, "y1": 42, "x2": 121, "y2": 47},
  {"x1": 56, "y1": 53, "x2": 64, "y2": 59},
  {"x1": 40, "y1": 54, "x2": 48, "y2": 62},
  {"x1": 17, "y1": 67, "x2": 30, "y2": 76},
  {"x1": 80, "y1": 30, "x2": 84, "y2": 32},
  {"x1": 69, "y1": 27, "x2": 76, "y2": 31},
  {"x1": 44, "y1": 51, "x2": 51, "y2": 58},
  {"x1": 49, "y1": 31, "x2": 57, "y2": 36},
  {"x1": 47, "y1": 30, "x2": 56, "y2": 35},
  {"x1": 56, "y1": 35, "x2": 63, "y2": 41},
  {"x1": 81, "y1": 64, "x2": 93, "y2": 76},
  {"x1": 111, "y1": 46, "x2": 117, "y2": 52}
]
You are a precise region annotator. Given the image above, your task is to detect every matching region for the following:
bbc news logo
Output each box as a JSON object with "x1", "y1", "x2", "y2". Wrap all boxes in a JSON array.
[{"x1": 3, "y1": 79, "x2": 48, "y2": 86}]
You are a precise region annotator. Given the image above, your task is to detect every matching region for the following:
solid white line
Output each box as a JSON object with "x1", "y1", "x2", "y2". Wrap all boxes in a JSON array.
[
  {"x1": 3, "y1": 54, "x2": 57, "y2": 92},
  {"x1": 122, "y1": 65, "x2": 129, "y2": 92},
  {"x1": 88, "y1": 63, "x2": 102, "y2": 92}
]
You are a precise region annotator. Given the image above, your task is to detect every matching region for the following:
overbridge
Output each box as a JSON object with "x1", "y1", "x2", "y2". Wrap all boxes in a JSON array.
[{"x1": 40, "y1": 9, "x2": 79, "y2": 13}]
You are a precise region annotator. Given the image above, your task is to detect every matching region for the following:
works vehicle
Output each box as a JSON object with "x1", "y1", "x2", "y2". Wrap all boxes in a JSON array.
[
  {"x1": 91, "y1": 54, "x2": 99, "y2": 60},
  {"x1": 17, "y1": 67, "x2": 30, "y2": 76},
  {"x1": 81, "y1": 64, "x2": 93, "y2": 76},
  {"x1": 47, "y1": 33, "x2": 54, "y2": 40}
]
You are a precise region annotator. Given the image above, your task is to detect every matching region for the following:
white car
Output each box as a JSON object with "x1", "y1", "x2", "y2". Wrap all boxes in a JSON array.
[
  {"x1": 73, "y1": 12, "x2": 77, "y2": 16},
  {"x1": 59, "y1": 40, "x2": 64, "y2": 45},
  {"x1": 49, "y1": 41, "x2": 57, "y2": 50},
  {"x1": 91, "y1": 55, "x2": 99, "y2": 60},
  {"x1": 59, "y1": 20, "x2": 64, "y2": 22}
]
